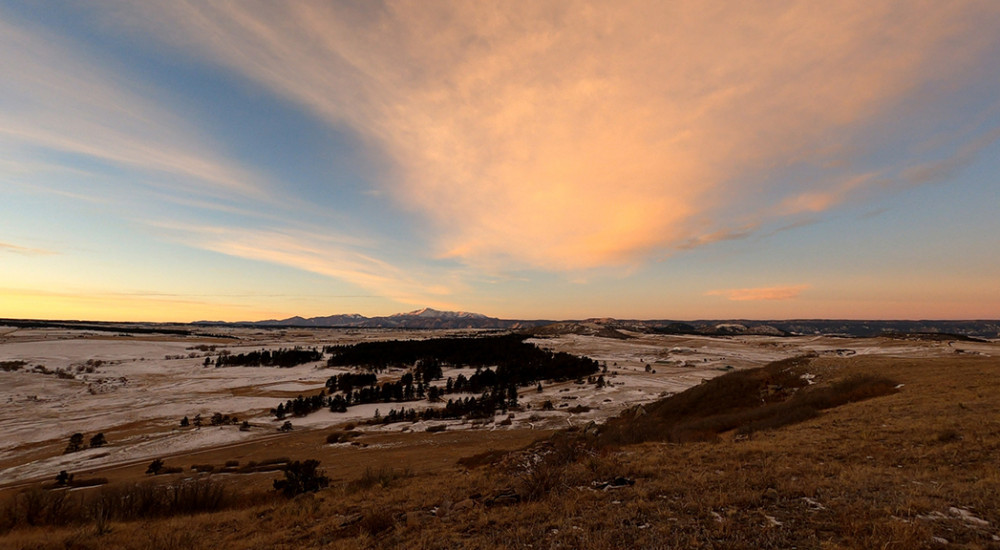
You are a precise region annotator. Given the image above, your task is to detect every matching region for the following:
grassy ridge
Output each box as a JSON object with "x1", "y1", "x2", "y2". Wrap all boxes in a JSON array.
[{"x1": 597, "y1": 354, "x2": 898, "y2": 445}]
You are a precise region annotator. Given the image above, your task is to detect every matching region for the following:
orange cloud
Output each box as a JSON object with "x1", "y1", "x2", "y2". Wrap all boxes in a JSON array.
[
  {"x1": 706, "y1": 285, "x2": 810, "y2": 302},
  {"x1": 118, "y1": 2, "x2": 1000, "y2": 272},
  {"x1": 156, "y1": 222, "x2": 463, "y2": 309}
]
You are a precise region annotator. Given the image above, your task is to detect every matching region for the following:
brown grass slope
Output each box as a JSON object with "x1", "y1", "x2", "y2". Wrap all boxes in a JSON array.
[
  {"x1": 596, "y1": 354, "x2": 899, "y2": 445},
  {"x1": 4, "y1": 354, "x2": 1000, "y2": 549}
]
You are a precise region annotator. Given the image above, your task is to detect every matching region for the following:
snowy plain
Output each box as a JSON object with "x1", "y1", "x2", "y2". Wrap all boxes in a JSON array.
[{"x1": 0, "y1": 325, "x2": 982, "y2": 486}]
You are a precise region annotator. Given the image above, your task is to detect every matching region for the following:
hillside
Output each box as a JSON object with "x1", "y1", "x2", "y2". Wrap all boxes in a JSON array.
[{"x1": 4, "y1": 352, "x2": 999, "y2": 549}]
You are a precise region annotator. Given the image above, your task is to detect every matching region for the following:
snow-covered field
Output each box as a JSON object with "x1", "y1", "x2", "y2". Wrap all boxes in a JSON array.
[{"x1": 0, "y1": 325, "x2": 987, "y2": 486}]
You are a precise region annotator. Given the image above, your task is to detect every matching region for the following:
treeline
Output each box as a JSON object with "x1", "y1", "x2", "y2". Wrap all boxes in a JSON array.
[
  {"x1": 214, "y1": 347, "x2": 322, "y2": 368},
  {"x1": 268, "y1": 334, "x2": 598, "y2": 423},
  {"x1": 325, "y1": 334, "x2": 530, "y2": 371},
  {"x1": 324, "y1": 334, "x2": 598, "y2": 385},
  {"x1": 273, "y1": 393, "x2": 328, "y2": 419},
  {"x1": 381, "y1": 385, "x2": 519, "y2": 423},
  {"x1": 273, "y1": 376, "x2": 432, "y2": 419}
]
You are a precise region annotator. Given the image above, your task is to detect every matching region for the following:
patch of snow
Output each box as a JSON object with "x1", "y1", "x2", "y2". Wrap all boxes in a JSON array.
[{"x1": 949, "y1": 507, "x2": 990, "y2": 527}]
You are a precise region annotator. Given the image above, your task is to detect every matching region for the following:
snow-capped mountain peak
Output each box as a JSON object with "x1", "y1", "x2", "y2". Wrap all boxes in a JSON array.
[{"x1": 392, "y1": 308, "x2": 489, "y2": 319}]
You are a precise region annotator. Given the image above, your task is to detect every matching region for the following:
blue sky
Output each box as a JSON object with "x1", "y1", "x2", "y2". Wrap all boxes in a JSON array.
[{"x1": 1, "y1": 2, "x2": 998, "y2": 322}]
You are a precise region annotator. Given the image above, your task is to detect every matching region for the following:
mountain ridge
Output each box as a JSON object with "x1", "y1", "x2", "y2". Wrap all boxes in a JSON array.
[{"x1": 190, "y1": 311, "x2": 1000, "y2": 338}]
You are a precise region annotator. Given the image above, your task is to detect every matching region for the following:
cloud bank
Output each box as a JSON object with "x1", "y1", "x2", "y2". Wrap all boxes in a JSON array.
[
  {"x1": 706, "y1": 285, "x2": 810, "y2": 302},
  {"x1": 117, "y1": 1, "x2": 1000, "y2": 274}
]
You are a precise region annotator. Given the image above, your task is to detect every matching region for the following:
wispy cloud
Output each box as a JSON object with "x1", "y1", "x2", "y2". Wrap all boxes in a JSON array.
[
  {"x1": 155, "y1": 222, "x2": 463, "y2": 309},
  {"x1": 706, "y1": 285, "x2": 810, "y2": 302},
  {"x1": 0, "y1": 17, "x2": 266, "y2": 200},
  {"x1": 900, "y1": 126, "x2": 1000, "y2": 187},
  {"x1": 114, "y1": 1, "x2": 1000, "y2": 272},
  {"x1": 0, "y1": 241, "x2": 55, "y2": 256},
  {"x1": 677, "y1": 225, "x2": 758, "y2": 251}
]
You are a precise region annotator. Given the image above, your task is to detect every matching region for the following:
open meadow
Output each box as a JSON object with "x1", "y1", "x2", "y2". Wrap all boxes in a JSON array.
[{"x1": 1, "y1": 325, "x2": 998, "y2": 548}]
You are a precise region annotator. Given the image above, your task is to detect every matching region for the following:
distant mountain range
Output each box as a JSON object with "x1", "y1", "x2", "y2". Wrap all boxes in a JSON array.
[
  {"x1": 189, "y1": 309, "x2": 1000, "y2": 339},
  {"x1": 3, "y1": 311, "x2": 997, "y2": 339},
  {"x1": 198, "y1": 308, "x2": 551, "y2": 330}
]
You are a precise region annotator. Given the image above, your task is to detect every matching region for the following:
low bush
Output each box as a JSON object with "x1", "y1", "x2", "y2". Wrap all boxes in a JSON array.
[
  {"x1": 273, "y1": 460, "x2": 329, "y2": 498},
  {"x1": 0, "y1": 478, "x2": 233, "y2": 533},
  {"x1": 936, "y1": 428, "x2": 962, "y2": 443},
  {"x1": 326, "y1": 431, "x2": 360, "y2": 444},
  {"x1": 0, "y1": 360, "x2": 27, "y2": 371},
  {"x1": 358, "y1": 506, "x2": 396, "y2": 536}
]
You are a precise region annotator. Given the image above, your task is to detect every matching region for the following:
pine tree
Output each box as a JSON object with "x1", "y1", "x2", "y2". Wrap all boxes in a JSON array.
[
  {"x1": 146, "y1": 458, "x2": 164, "y2": 475},
  {"x1": 56, "y1": 470, "x2": 73, "y2": 486},
  {"x1": 64, "y1": 433, "x2": 84, "y2": 454}
]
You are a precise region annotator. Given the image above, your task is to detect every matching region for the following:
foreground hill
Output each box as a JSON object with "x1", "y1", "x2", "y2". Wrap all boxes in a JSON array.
[{"x1": 4, "y1": 352, "x2": 999, "y2": 549}]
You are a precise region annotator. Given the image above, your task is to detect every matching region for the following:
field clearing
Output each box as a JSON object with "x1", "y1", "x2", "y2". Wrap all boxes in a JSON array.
[
  {"x1": 0, "y1": 326, "x2": 992, "y2": 493},
  {"x1": 3, "y1": 345, "x2": 999, "y2": 548}
]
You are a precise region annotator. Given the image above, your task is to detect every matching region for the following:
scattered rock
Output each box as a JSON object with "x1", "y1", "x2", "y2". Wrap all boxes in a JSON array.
[
  {"x1": 801, "y1": 497, "x2": 826, "y2": 510},
  {"x1": 592, "y1": 477, "x2": 635, "y2": 490},
  {"x1": 949, "y1": 506, "x2": 990, "y2": 527}
]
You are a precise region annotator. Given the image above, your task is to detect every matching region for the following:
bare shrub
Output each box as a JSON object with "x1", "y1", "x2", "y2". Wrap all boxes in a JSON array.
[
  {"x1": 937, "y1": 429, "x2": 961, "y2": 443},
  {"x1": 326, "y1": 431, "x2": 360, "y2": 444},
  {"x1": 4, "y1": 487, "x2": 76, "y2": 527},
  {"x1": 346, "y1": 466, "x2": 411, "y2": 493},
  {"x1": 89, "y1": 478, "x2": 229, "y2": 521},
  {"x1": 0, "y1": 478, "x2": 233, "y2": 533},
  {"x1": 358, "y1": 506, "x2": 396, "y2": 536},
  {"x1": 273, "y1": 460, "x2": 329, "y2": 498}
]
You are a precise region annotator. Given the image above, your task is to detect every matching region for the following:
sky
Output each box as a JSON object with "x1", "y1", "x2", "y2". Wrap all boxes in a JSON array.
[{"x1": 1, "y1": 1, "x2": 999, "y2": 322}]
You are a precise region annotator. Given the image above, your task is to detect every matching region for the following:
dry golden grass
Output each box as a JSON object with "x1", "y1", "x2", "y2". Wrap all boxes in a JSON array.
[{"x1": 4, "y1": 354, "x2": 1000, "y2": 549}]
